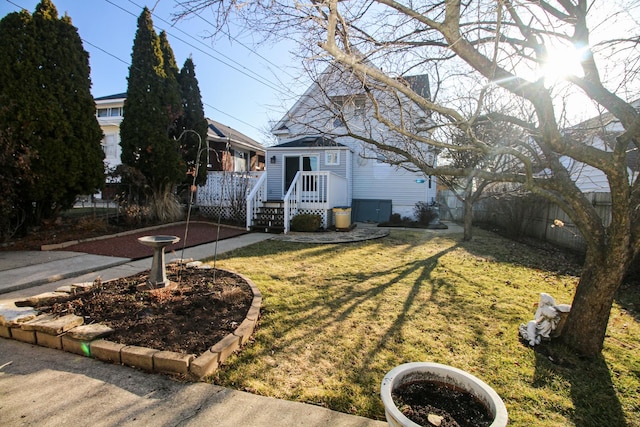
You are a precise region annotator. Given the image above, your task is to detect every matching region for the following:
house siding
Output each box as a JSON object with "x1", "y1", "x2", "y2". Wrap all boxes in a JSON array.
[
  {"x1": 352, "y1": 155, "x2": 433, "y2": 218},
  {"x1": 269, "y1": 63, "x2": 438, "y2": 220},
  {"x1": 266, "y1": 147, "x2": 350, "y2": 199}
]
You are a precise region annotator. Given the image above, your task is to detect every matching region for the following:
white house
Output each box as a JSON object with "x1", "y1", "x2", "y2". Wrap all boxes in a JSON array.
[
  {"x1": 95, "y1": 93, "x2": 126, "y2": 174},
  {"x1": 560, "y1": 100, "x2": 640, "y2": 193},
  {"x1": 246, "y1": 63, "x2": 438, "y2": 232}
]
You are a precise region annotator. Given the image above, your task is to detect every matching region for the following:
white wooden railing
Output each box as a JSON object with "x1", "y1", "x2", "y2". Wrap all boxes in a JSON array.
[
  {"x1": 197, "y1": 171, "x2": 263, "y2": 206},
  {"x1": 283, "y1": 171, "x2": 348, "y2": 233},
  {"x1": 245, "y1": 172, "x2": 268, "y2": 230}
]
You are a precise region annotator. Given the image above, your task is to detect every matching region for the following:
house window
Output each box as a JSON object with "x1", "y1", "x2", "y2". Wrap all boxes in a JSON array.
[
  {"x1": 325, "y1": 151, "x2": 340, "y2": 165},
  {"x1": 96, "y1": 107, "x2": 123, "y2": 118},
  {"x1": 331, "y1": 95, "x2": 366, "y2": 117},
  {"x1": 234, "y1": 150, "x2": 248, "y2": 172}
]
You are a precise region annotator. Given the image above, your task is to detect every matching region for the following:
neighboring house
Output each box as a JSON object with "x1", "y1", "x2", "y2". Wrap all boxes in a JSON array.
[
  {"x1": 246, "y1": 63, "x2": 438, "y2": 232},
  {"x1": 196, "y1": 120, "x2": 266, "y2": 220},
  {"x1": 94, "y1": 93, "x2": 265, "y2": 203},
  {"x1": 206, "y1": 119, "x2": 265, "y2": 172},
  {"x1": 95, "y1": 93, "x2": 126, "y2": 200},
  {"x1": 560, "y1": 100, "x2": 639, "y2": 192}
]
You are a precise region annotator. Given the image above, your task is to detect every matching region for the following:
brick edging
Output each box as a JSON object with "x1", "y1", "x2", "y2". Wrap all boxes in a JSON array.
[{"x1": 0, "y1": 266, "x2": 261, "y2": 380}]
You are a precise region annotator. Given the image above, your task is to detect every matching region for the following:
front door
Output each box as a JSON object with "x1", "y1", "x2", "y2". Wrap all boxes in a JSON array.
[{"x1": 284, "y1": 155, "x2": 319, "y2": 196}]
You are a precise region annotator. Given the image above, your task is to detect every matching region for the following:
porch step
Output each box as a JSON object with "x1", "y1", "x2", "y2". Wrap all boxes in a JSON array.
[
  {"x1": 250, "y1": 225, "x2": 285, "y2": 234},
  {"x1": 252, "y1": 203, "x2": 285, "y2": 234}
]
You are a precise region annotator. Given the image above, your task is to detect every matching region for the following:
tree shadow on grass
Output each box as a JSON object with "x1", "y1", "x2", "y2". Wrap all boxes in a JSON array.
[
  {"x1": 532, "y1": 342, "x2": 626, "y2": 426},
  {"x1": 215, "y1": 239, "x2": 461, "y2": 418}
]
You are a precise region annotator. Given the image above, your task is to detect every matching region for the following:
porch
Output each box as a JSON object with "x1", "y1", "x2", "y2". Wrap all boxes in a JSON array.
[{"x1": 247, "y1": 171, "x2": 349, "y2": 233}]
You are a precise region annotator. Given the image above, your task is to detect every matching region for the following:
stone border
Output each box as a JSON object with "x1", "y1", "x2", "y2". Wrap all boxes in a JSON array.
[{"x1": 0, "y1": 266, "x2": 261, "y2": 381}]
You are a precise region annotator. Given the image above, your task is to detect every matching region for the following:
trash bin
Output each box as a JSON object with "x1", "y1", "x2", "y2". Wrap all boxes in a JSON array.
[{"x1": 333, "y1": 206, "x2": 352, "y2": 229}]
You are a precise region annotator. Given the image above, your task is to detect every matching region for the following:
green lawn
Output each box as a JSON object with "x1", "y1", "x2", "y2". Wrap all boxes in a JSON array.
[{"x1": 206, "y1": 228, "x2": 640, "y2": 426}]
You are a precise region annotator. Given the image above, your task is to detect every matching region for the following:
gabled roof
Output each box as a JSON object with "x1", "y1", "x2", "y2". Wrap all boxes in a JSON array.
[
  {"x1": 403, "y1": 75, "x2": 430, "y2": 101},
  {"x1": 95, "y1": 92, "x2": 127, "y2": 101},
  {"x1": 270, "y1": 61, "x2": 430, "y2": 134},
  {"x1": 207, "y1": 119, "x2": 265, "y2": 153},
  {"x1": 272, "y1": 136, "x2": 346, "y2": 149}
]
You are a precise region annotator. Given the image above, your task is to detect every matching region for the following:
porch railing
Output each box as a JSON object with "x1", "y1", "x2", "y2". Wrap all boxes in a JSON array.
[
  {"x1": 283, "y1": 171, "x2": 348, "y2": 233},
  {"x1": 245, "y1": 172, "x2": 268, "y2": 230}
]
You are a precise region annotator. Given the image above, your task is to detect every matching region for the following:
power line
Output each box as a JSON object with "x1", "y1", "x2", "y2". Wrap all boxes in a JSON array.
[
  {"x1": 106, "y1": 0, "x2": 292, "y2": 97},
  {"x1": 6, "y1": 0, "x2": 276, "y2": 139},
  {"x1": 169, "y1": 0, "x2": 298, "y2": 82}
]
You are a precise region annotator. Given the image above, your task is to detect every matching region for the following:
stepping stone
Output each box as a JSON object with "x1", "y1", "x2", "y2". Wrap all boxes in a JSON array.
[
  {"x1": 66, "y1": 324, "x2": 114, "y2": 340},
  {"x1": 71, "y1": 282, "x2": 95, "y2": 292},
  {"x1": 14, "y1": 292, "x2": 68, "y2": 307},
  {"x1": 22, "y1": 313, "x2": 83, "y2": 334},
  {"x1": 0, "y1": 305, "x2": 38, "y2": 326}
]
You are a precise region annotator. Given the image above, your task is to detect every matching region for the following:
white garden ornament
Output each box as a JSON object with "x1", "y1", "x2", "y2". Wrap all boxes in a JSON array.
[{"x1": 519, "y1": 293, "x2": 571, "y2": 346}]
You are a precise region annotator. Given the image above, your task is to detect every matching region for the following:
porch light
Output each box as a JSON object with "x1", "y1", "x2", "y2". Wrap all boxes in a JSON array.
[
  {"x1": 415, "y1": 178, "x2": 425, "y2": 183},
  {"x1": 270, "y1": 156, "x2": 276, "y2": 164}
]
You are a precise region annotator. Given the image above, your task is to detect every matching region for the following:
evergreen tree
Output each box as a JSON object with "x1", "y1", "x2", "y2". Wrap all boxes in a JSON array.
[
  {"x1": 120, "y1": 8, "x2": 184, "y2": 221},
  {"x1": 159, "y1": 30, "x2": 182, "y2": 140},
  {"x1": 0, "y1": 0, "x2": 104, "y2": 229},
  {"x1": 177, "y1": 57, "x2": 208, "y2": 187}
]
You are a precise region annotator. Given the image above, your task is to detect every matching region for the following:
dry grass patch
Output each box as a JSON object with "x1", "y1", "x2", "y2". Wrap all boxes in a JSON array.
[{"x1": 208, "y1": 228, "x2": 640, "y2": 426}]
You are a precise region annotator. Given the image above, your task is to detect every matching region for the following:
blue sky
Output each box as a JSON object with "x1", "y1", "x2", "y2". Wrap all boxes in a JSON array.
[{"x1": 1, "y1": 0, "x2": 307, "y2": 144}]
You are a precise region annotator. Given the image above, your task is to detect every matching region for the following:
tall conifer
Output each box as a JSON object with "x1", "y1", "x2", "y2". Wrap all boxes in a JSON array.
[
  {"x1": 120, "y1": 8, "x2": 184, "y2": 220},
  {"x1": 177, "y1": 57, "x2": 208, "y2": 187},
  {"x1": 0, "y1": 0, "x2": 104, "y2": 228}
]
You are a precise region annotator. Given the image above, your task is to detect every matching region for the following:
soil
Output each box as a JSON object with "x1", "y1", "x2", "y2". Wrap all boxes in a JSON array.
[
  {"x1": 392, "y1": 380, "x2": 493, "y2": 427},
  {"x1": 32, "y1": 264, "x2": 254, "y2": 355}
]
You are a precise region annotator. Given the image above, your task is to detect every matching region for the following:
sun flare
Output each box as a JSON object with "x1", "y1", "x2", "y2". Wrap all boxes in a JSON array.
[{"x1": 541, "y1": 44, "x2": 587, "y2": 84}]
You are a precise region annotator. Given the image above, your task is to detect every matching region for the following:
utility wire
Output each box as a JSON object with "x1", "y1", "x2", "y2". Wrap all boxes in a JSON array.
[
  {"x1": 106, "y1": 0, "x2": 291, "y2": 97},
  {"x1": 169, "y1": 0, "x2": 299, "y2": 82},
  {"x1": 5, "y1": 0, "x2": 276, "y2": 137}
]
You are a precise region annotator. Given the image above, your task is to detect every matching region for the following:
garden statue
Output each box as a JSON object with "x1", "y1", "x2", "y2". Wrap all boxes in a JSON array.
[{"x1": 519, "y1": 293, "x2": 571, "y2": 346}]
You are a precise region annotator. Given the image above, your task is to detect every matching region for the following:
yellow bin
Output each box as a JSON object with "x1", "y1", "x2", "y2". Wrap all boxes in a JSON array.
[{"x1": 333, "y1": 207, "x2": 352, "y2": 229}]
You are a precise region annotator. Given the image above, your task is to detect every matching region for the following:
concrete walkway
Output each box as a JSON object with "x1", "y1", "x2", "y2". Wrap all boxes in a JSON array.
[{"x1": 0, "y1": 338, "x2": 384, "y2": 427}]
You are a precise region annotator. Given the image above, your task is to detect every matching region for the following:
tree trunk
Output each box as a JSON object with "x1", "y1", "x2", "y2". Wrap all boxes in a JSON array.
[
  {"x1": 463, "y1": 197, "x2": 473, "y2": 241},
  {"x1": 561, "y1": 250, "x2": 629, "y2": 356}
]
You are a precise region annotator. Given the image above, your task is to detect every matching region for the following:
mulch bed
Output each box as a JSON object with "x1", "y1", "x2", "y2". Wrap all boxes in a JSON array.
[
  {"x1": 57, "y1": 222, "x2": 247, "y2": 259},
  {"x1": 33, "y1": 265, "x2": 253, "y2": 355}
]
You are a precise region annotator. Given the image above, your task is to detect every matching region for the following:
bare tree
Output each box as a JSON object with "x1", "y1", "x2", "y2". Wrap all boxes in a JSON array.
[{"x1": 176, "y1": 0, "x2": 640, "y2": 357}]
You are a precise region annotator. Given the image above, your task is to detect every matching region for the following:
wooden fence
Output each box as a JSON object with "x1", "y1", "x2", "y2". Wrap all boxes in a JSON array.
[{"x1": 438, "y1": 190, "x2": 613, "y2": 252}]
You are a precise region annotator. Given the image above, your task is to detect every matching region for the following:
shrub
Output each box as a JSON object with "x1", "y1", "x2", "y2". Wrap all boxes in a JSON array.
[
  {"x1": 291, "y1": 214, "x2": 322, "y2": 232},
  {"x1": 414, "y1": 202, "x2": 436, "y2": 225},
  {"x1": 389, "y1": 213, "x2": 402, "y2": 224},
  {"x1": 123, "y1": 204, "x2": 151, "y2": 225}
]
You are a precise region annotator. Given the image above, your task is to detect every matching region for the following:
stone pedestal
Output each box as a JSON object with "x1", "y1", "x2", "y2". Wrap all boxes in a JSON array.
[{"x1": 137, "y1": 235, "x2": 180, "y2": 289}]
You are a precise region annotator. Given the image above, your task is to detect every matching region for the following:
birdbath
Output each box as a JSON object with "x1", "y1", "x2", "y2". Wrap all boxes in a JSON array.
[{"x1": 137, "y1": 235, "x2": 180, "y2": 289}]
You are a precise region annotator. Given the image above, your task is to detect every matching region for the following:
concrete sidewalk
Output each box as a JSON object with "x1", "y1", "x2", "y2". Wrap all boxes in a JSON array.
[{"x1": 0, "y1": 338, "x2": 385, "y2": 427}]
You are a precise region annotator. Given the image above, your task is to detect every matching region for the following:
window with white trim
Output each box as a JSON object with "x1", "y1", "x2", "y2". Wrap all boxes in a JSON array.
[
  {"x1": 96, "y1": 107, "x2": 123, "y2": 118},
  {"x1": 325, "y1": 150, "x2": 340, "y2": 165}
]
